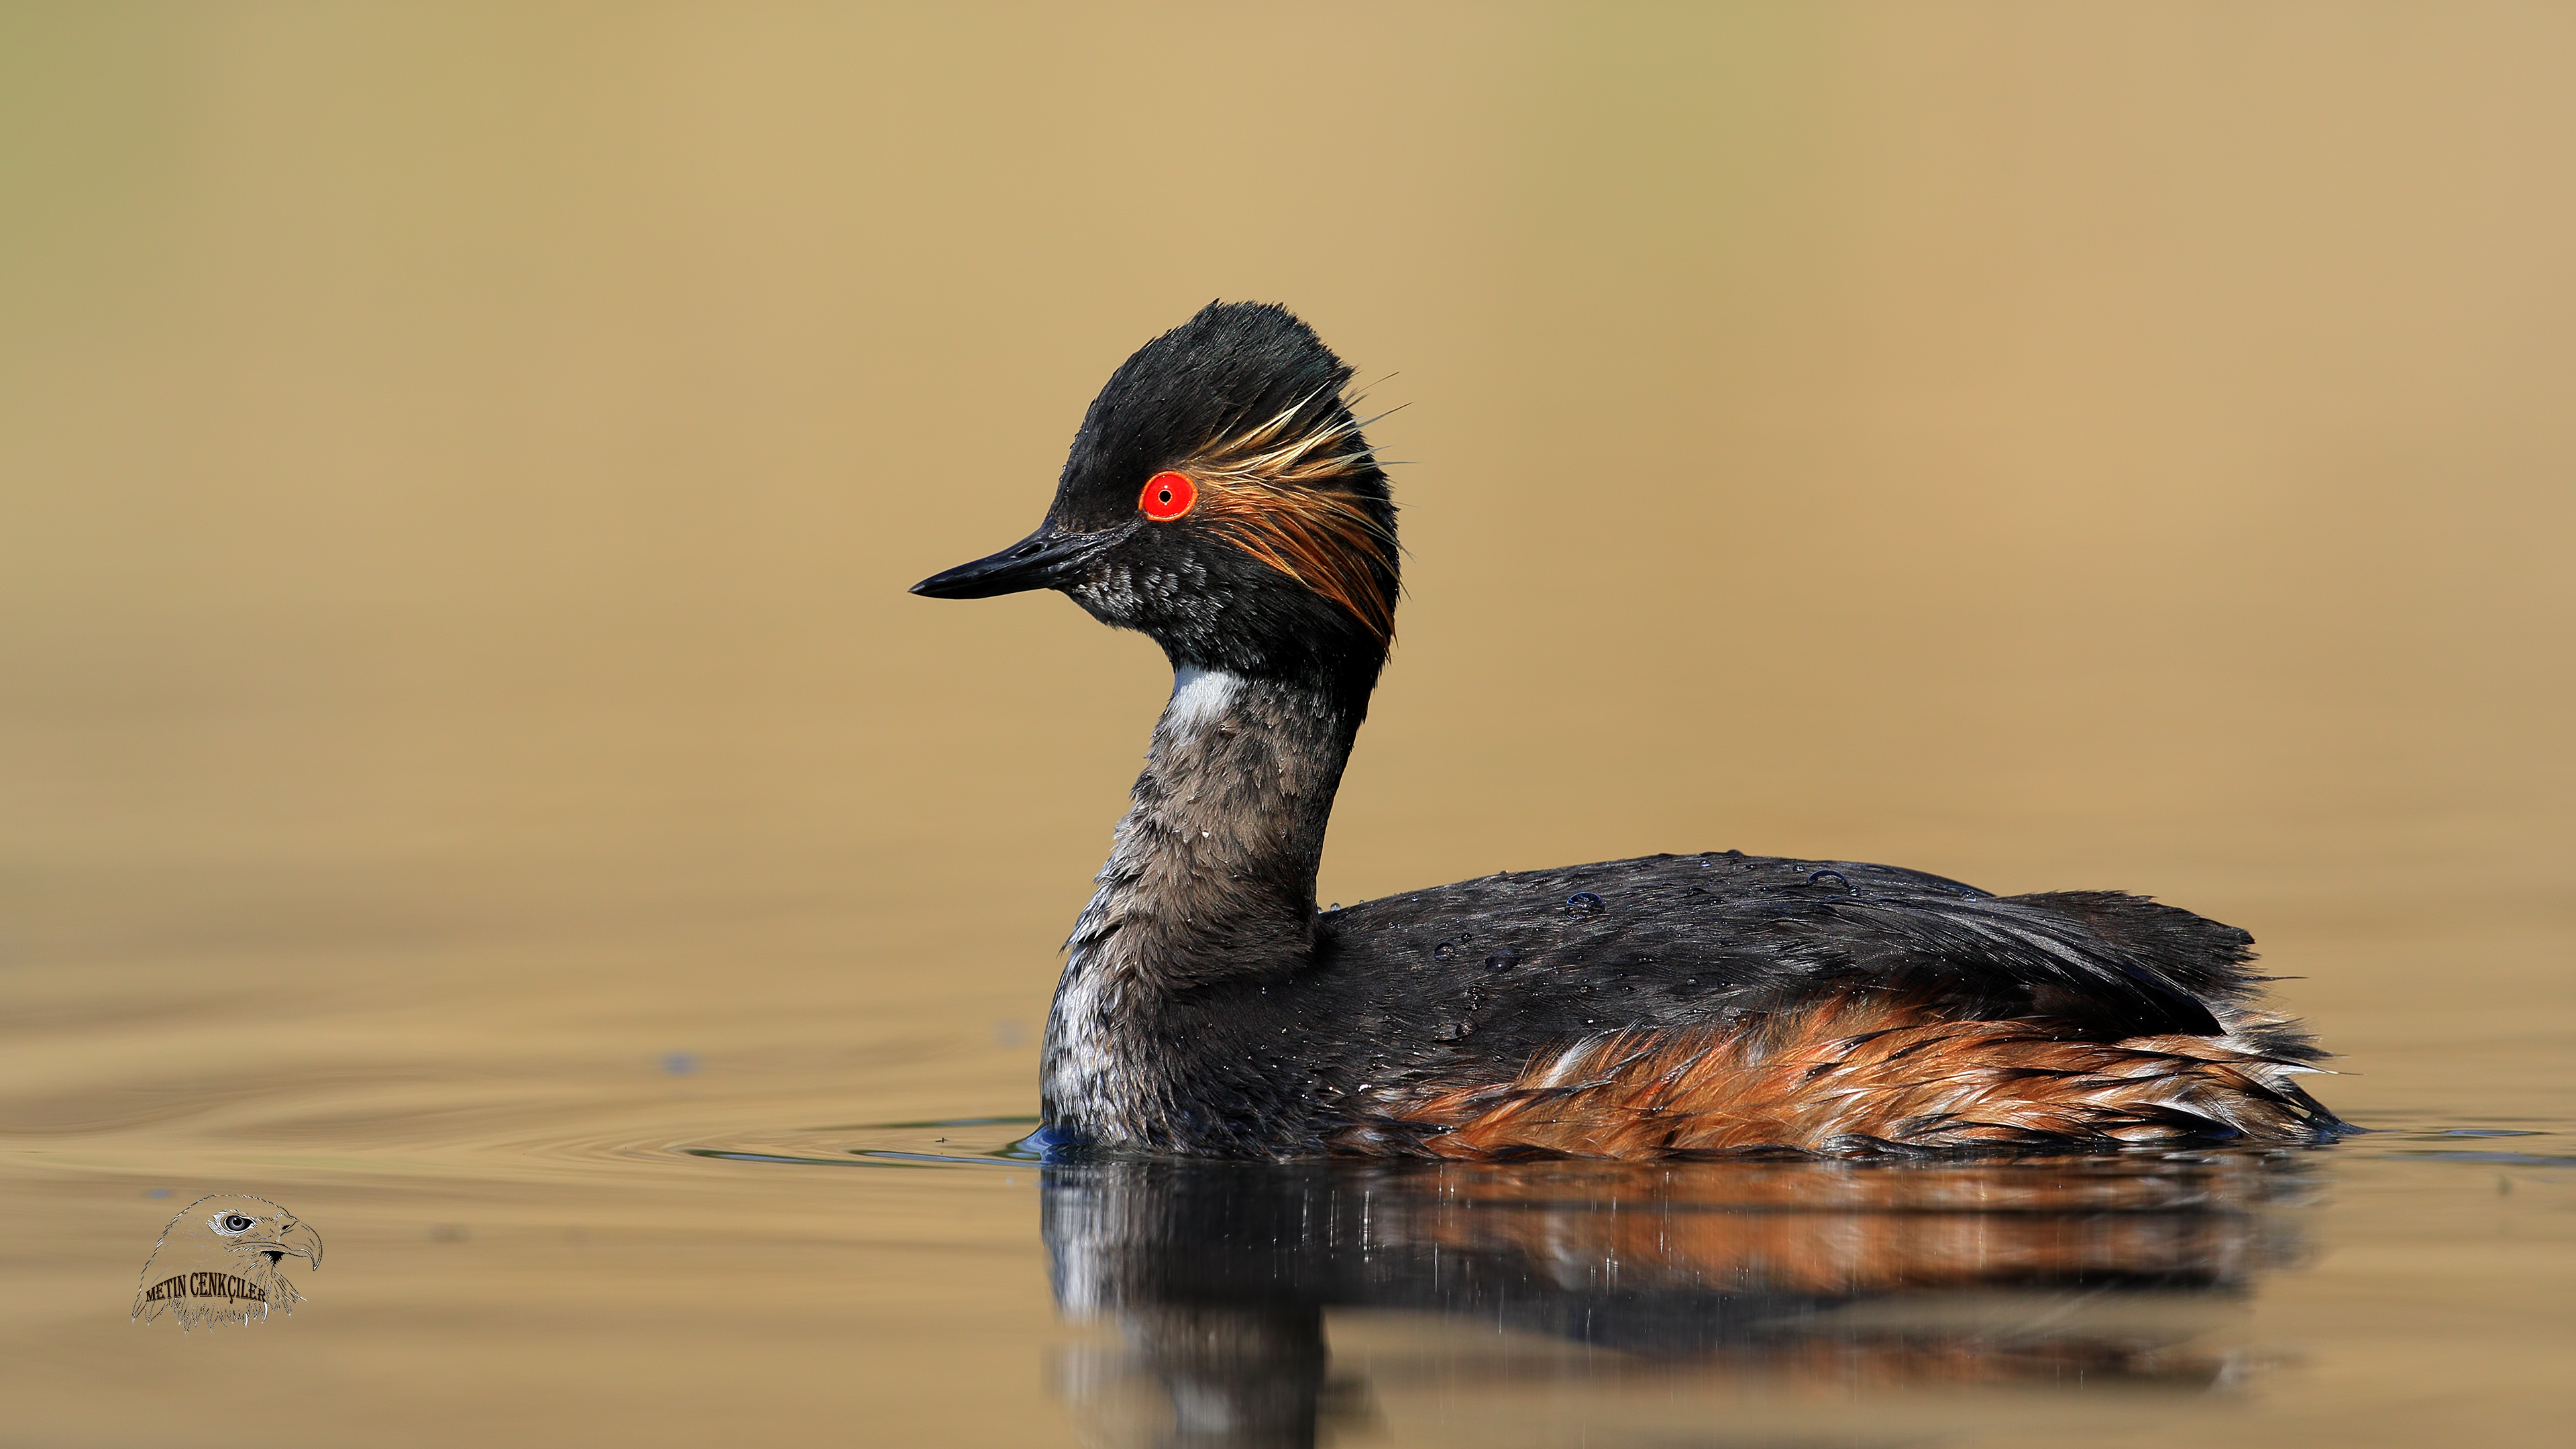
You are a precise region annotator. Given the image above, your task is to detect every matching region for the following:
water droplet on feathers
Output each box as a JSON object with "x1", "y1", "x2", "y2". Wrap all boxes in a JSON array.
[
  {"x1": 1432, "y1": 941, "x2": 1456, "y2": 961},
  {"x1": 1484, "y1": 950, "x2": 1519, "y2": 971},
  {"x1": 1565, "y1": 892, "x2": 1605, "y2": 916},
  {"x1": 1806, "y1": 869, "x2": 1851, "y2": 890}
]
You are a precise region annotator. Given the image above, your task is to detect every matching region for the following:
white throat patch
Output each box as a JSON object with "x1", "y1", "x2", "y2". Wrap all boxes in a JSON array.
[{"x1": 1163, "y1": 666, "x2": 1242, "y2": 737}]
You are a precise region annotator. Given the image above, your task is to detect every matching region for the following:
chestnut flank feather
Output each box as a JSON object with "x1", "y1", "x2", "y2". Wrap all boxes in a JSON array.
[{"x1": 1351, "y1": 992, "x2": 2337, "y2": 1159}]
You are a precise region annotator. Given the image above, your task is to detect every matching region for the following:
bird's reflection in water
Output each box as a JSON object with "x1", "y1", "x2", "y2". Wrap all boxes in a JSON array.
[{"x1": 1042, "y1": 1152, "x2": 2319, "y2": 1448}]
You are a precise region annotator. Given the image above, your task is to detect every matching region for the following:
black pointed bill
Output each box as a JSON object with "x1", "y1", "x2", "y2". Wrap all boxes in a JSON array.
[{"x1": 909, "y1": 524, "x2": 1103, "y2": 600}]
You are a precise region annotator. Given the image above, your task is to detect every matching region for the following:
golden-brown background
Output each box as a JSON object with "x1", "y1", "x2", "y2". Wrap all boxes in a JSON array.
[{"x1": 4, "y1": 4, "x2": 2570, "y2": 1446}]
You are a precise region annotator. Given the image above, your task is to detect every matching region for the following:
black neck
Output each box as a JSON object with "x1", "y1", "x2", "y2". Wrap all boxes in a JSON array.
[
  {"x1": 1040, "y1": 663, "x2": 1370, "y2": 1140},
  {"x1": 1077, "y1": 667, "x2": 1364, "y2": 987}
]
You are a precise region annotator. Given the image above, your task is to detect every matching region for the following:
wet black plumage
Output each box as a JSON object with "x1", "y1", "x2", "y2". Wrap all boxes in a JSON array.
[
  {"x1": 1065, "y1": 853, "x2": 2319, "y2": 1158},
  {"x1": 910, "y1": 301, "x2": 2342, "y2": 1161}
]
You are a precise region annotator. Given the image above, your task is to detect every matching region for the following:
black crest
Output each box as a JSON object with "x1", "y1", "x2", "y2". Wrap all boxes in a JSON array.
[{"x1": 1048, "y1": 301, "x2": 1385, "y2": 532}]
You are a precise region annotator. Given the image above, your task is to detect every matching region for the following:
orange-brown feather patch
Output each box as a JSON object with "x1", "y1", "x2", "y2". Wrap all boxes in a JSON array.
[
  {"x1": 1177, "y1": 396, "x2": 1395, "y2": 639},
  {"x1": 1352, "y1": 993, "x2": 2331, "y2": 1160}
]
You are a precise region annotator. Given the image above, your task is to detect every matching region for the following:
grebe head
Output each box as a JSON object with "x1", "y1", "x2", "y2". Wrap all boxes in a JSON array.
[{"x1": 911, "y1": 301, "x2": 1398, "y2": 691}]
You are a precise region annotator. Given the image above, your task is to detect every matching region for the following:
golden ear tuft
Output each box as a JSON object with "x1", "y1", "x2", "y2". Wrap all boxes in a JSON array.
[{"x1": 1178, "y1": 394, "x2": 1396, "y2": 641}]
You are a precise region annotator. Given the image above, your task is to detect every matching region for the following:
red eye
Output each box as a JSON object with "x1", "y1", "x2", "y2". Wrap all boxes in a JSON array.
[{"x1": 1139, "y1": 470, "x2": 1195, "y2": 521}]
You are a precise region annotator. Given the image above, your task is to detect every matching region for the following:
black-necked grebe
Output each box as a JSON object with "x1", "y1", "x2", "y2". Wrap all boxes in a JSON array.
[{"x1": 910, "y1": 301, "x2": 2342, "y2": 1160}]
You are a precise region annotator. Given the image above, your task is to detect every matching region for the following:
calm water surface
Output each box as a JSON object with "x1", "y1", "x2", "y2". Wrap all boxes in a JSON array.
[
  {"x1": 5, "y1": 771, "x2": 2569, "y2": 1447},
  {"x1": 6, "y1": 5, "x2": 2573, "y2": 1446}
]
